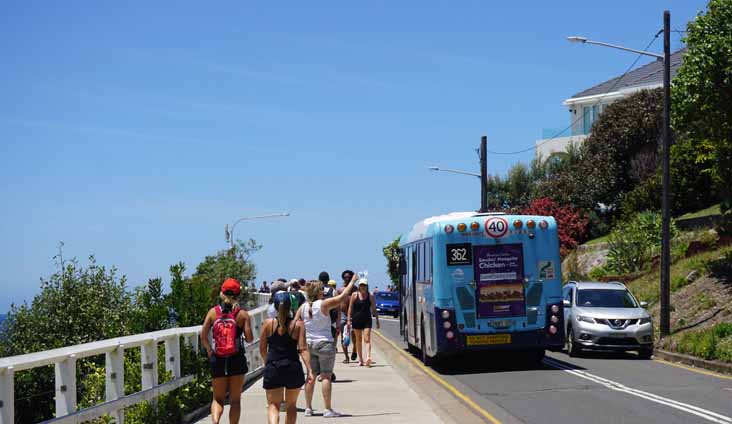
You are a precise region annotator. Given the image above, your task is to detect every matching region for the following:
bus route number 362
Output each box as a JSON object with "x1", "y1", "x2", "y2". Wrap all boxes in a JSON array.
[{"x1": 446, "y1": 243, "x2": 472, "y2": 266}]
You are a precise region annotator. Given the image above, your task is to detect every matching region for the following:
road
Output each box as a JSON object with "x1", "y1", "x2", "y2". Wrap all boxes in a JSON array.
[{"x1": 377, "y1": 318, "x2": 732, "y2": 424}]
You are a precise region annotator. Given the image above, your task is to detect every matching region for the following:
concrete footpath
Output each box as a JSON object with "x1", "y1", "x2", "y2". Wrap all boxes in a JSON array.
[{"x1": 196, "y1": 339, "x2": 445, "y2": 423}]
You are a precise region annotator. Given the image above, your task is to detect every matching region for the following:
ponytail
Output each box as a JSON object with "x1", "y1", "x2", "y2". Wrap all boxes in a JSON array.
[
  {"x1": 219, "y1": 292, "x2": 239, "y2": 312},
  {"x1": 304, "y1": 280, "x2": 322, "y2": 319},
  {"x1": 277, "y1": 302, "x2": 289, "y2": 331}
]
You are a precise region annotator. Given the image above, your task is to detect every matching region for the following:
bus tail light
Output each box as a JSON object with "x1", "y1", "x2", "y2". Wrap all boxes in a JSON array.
[
  {"x1": 548, "y1": 325, "x2": 558, "y2": 335},
  {"x1": 445, "y1": 224, "x2": 454, "y2": 234},
  {"x1": 470, "y1": 222, "x2": 480, "y2": 231},
  {"x1": 441, "y1": 310, "x2": 450, "y2": 320},
  {"x1": 527, "y1": 219, "x2": 536, "y2": 229},
  {"x1": 551, "y1": 304, "x2": 559, "y2": 314},
  {"x1": 446, "y1": 331, "x2": 455, "y2": 340},
  {"x1": 443, "y1": 321, "x2": 452, "y2": 329},
  {"x1": 539, "y1": 220, "x2": 548, "y2": 230}
]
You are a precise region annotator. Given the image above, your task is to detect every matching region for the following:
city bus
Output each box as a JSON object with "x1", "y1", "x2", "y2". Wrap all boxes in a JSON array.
[{"x1": 397, "y1": 211, "x2": 565, "y2": 365}]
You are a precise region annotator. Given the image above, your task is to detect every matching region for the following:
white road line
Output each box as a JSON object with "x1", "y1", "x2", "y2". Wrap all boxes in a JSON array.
[
  {"x1": 379, "y1": 317, "x2": 400, "y2": 322},
  {"x1": 543, "y1": 357, "x2": 732, "y2": 424}
]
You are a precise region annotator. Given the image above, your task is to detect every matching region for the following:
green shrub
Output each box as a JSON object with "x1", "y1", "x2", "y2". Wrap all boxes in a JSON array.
[
  {"x1": 675, "y1": 323, "x2": 732, "y2": 362},
  {"x1": 588, "y1": 265, "x2": 611, "y2": 280},
  {"x1": 606, "y1": 211, "x2": 678, "y2": 274}
]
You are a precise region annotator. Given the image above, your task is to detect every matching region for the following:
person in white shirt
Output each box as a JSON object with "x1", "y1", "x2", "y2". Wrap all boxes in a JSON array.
[{"x1": 295, "y1": 275, "x2": 357, "y2": 418}]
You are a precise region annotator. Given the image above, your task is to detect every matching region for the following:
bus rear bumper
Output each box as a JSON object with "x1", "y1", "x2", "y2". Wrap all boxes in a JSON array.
[{"x1": 448, "y1": 329, "x2": 565, "y2": 352}]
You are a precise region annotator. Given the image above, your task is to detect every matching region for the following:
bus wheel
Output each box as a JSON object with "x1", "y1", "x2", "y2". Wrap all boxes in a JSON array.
[{"x1": 421, "y1": 320, "x2": 434, "y2": 366}]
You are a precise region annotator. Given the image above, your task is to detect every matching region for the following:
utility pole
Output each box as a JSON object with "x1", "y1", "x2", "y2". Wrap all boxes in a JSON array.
[
  {"x1": 660, "y1": 10, "x2": 671, "y2": 337},
  {"x1": 480, "y1": 136, "x2": 488, "y2": 213}
]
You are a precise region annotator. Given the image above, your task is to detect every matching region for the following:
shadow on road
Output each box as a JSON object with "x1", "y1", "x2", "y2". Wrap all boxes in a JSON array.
[{"x1": 423, "y1": 351, "x2": 589, "y2": 375}]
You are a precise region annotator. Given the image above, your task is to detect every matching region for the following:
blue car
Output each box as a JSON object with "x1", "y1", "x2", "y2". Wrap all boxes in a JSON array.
[{"x1": 374, "y1": 291, "x2": 400, "y2": 318}]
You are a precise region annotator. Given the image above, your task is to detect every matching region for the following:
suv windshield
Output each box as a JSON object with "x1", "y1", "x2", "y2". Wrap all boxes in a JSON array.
[
  {"x1": 576, "y1": 289, "x2": 637, "y2": 308},
  {"x1": 376, "y1": 292, "x2": 398, "y2": 301}
]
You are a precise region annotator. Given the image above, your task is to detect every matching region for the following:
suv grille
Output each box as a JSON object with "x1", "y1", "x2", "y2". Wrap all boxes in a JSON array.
[{"x1": 595, "y1": 318, "x2": 638, "y2": 329}]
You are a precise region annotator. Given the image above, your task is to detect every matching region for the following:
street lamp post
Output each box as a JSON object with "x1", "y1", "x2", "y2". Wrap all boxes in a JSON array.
[
  {"x1": 568, "y1": 10, "x2": 672, "y2": 336},
  {"x1": 225, "y1": 213, "x2": 290, "y2": 249},
  {"x1": 429, "y1": 136, "x2": 489, "y2": 213}
]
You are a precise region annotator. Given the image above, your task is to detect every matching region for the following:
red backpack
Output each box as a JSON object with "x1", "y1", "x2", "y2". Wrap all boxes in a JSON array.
[{"x1": 212, "y1": 305, "x2": 241, "y2": 357}]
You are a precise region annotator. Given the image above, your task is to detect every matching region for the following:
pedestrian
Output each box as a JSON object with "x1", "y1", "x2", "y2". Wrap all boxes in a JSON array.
[
  {"x1": 338, "y1": 270, "x2": 356, "y2": 363},
  {"x1": 288, "y1": 279, "x2": 306, "y2": 317},
  {"x1": 296, "y1": 275, "x2": 357, "y2": 417},
  {"x1": 201, "y1": 278, "x2": 254, "y2": 424},
  {"x1": 260, "y1": 291, "x2": 315, "y2": 424},
  {"x1": 318, "y1": 272, "x2": 339, "y2": 340},
  {"x1": 348, "y1": 278, "x2": 380, "y2": 367}
]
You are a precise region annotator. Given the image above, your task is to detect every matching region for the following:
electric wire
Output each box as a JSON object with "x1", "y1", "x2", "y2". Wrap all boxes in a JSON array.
[{"x1": 486, "y1": 32, "x2": 662, "y2": 156}]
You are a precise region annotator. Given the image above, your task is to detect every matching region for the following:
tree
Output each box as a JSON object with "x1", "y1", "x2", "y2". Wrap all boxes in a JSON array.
[
  {"x1": 672, "y1": 0, "x2": 732, "y2": 230},
  {"x1": 522, "y1": 198, "x2": 589, "y2": 257},
  {"x1": 382, "y1": 236, "x2": 402, "y2": 287},
  {"x1": 577, "y1": 88, "x2": 664, "y2": 211},
  {"x1": 0, "y1": 256, "x2": 136, "y2": 423}
]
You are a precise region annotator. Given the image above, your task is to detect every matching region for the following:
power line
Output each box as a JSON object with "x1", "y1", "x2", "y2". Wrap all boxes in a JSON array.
[{"x1": 486, "y1": 32, "x2": 662, "y2": 156}]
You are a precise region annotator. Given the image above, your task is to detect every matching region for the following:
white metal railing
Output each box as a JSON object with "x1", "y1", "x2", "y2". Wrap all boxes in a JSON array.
[{"x1": 0, "y1": 298, "x2": 271, "y2": 424}]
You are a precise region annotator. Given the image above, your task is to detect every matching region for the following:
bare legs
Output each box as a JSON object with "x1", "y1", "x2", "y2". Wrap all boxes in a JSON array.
[
  {"x1": 353, "y1": 329, "x2": 364, "y2": 365},
  {"x1": 305, "y1": 371, "x2": 334, "y2": 411},
  {"x1": 211, "y1": 377, "x2": 227, "y2": 424},
  {"x1": 211, "y1": 375, "x2": 246, "y2": 424},
  {"x1": 363, "y1": 328, "x2": 373, "y2": 366},
  {"x1": 267, "y1": 387, "x2": 301, "y2": 424}
]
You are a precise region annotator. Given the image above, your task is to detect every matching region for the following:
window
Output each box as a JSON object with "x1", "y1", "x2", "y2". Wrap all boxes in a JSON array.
[
  {"x1": 563, "y1": 286, "x2": 573, "y2": 306},
  {"x1": 576, "y1": 289, "x2": 637, "y2": 308}
]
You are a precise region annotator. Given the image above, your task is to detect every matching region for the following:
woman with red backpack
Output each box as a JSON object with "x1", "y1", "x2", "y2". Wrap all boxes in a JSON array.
[{"x1": 201, "y1": 278, "x2": 254, "y2": 424}]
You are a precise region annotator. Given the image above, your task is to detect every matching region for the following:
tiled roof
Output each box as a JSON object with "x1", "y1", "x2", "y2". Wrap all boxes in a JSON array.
[{"x1": 571, "y1": 48, "x2": 686, "y2": 99}]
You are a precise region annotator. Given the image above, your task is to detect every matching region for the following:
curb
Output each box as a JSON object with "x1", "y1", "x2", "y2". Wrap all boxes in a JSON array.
[{"x1": 654, "y1": 349, "x2": 732, "y2": 376}]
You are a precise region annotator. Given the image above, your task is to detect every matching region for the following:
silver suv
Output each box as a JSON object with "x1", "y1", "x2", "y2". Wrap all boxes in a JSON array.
[{"x1": 563, "y1": 281, "x2": 654, "y2": 358}]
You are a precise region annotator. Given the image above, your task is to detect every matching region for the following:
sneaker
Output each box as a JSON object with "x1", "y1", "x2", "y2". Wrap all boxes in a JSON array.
[
  {"x1": 323, "y1": 409, "x2": 342, "y2": 418},
  {"x1": 305, "y1": 408, "x2": 314, "y2": 417},
  {"x1": 351, "y1": 351, "x2": 357, "y2": 361}
]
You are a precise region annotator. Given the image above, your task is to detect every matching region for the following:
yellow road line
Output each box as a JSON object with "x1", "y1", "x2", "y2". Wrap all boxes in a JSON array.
[
  {"x1": 654, "y1": 358, "x2": 732, "y2": 381},
  {"x1": 374, "y1": 330, "x2": 503, "y2": 424}
]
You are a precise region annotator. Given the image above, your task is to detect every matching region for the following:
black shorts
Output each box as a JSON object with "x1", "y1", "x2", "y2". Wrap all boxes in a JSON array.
[
  {"x1": 352, "y1": 317, "x2": 372, "y2": 330},
  {"x1": 210, "y1": 354, "x2": 248, "y2": 379},
  {"x1": 262, "y1": 360, "x2": 305, "y2": 390}
]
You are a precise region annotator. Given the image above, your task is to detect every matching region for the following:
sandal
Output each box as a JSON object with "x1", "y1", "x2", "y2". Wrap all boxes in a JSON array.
[
  {"x1": 366, "y1": 357, "x2": 372, "y2": 367},
  {"x1": 342, "y1": 358, "x2": 350, "y2": 364},
  {"x1": 358, "y1": 360, "x2": 364, "y2": 366}
]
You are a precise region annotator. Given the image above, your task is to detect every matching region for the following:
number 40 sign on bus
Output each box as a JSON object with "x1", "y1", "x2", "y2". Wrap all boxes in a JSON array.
[{"x1": 484, "y1": 217, "x2": 508, "y2": 238}]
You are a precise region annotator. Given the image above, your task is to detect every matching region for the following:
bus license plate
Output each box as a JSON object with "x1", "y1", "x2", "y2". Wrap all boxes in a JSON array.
[{"x1": 467, "y1": 334, "x2": 511, "y2": 346}]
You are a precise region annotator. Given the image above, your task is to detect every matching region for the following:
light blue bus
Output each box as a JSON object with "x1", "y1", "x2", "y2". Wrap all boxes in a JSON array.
[{"x1": 398, "y1": 211, "x2": 565, "y2": 365}]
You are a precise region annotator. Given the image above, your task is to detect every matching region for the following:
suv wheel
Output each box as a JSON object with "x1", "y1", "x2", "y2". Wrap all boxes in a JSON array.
[
  {"x1": 567, "y1": 328, "x2": 582, "y2": 357},
  {"x1": 638, "y1": 347, "x2": 653, "y2": 359}
]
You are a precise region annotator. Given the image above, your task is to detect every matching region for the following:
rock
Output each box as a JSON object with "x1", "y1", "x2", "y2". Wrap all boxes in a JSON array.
[{"x1": 686, "y1": 270, "x2": 700, "y2": 283}]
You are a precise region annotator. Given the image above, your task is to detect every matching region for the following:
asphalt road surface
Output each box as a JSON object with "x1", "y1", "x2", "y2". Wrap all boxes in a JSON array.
[{"x1": 377, "y1": 318, "x2": 732, "y2": 424}]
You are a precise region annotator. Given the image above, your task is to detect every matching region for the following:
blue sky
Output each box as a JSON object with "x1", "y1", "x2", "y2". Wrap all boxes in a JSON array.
[{"x1": 0, "y1": 1, "x2": 704, "y2": 312}]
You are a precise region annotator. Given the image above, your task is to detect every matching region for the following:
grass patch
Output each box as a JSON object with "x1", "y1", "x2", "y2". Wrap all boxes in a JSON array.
[
  {"x1": 677, "y1": 204, "x2": 721, "y2": 221},
  {"x1": 627, "y1": 245, "x2": 732, "y2": 305},
  {"x1": 673, "y1": 323, "x2": 732, "y2": 363}
]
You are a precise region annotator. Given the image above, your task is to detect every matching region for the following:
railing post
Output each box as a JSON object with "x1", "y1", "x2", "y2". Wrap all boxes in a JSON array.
[
  {"x1": 105, "y1": 347, "x2": 125, "y2": 424},
  {"x1": 140, "y1": 341, "x2": 158, "y2": 390},
  {"x1": 55, "y1": 356, "x2": 77, "y2": 417},
  {"x1": 0, "y1": 368, "x2": 14, "y2": 424},
  {"x1": 164, "y1": 337, "x2": 181, "y2": 379}
]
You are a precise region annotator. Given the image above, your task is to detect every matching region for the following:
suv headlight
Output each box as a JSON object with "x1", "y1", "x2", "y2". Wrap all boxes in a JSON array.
[
  {"x1": 639, "y1": 317, "x2": 652, "y2": 325},
  {"x1": 576, "y1": 315, "x2": 595, "y2": 323}
]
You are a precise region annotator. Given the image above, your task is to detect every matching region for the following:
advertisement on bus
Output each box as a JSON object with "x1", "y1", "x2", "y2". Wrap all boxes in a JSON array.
[{"x1": 473, "y1": 244, "x2": 526, "y2": 318}]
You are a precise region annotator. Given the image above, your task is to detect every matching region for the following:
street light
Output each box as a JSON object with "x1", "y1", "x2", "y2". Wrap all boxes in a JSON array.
[
  {"x1": 428, "y1": 166, "x2": 481, "y2": 178},
  {"x1": 568, "y1": 11, "x2": 672, "y2": 336},
  {"x1": 429, "y1": 136, "x2": 489, "y2": 213},
  {"x1": 225, "y1": 213, "x2": 290, "y2": 248}
]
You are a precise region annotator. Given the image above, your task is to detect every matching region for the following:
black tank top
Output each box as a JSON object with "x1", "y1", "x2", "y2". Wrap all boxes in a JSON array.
[
  {"x1": 266, "y1": 319, "x2": 299, "y2": 364},
  {"x1": 351, "y1": 293, "x2": 372, "y2": 326}
]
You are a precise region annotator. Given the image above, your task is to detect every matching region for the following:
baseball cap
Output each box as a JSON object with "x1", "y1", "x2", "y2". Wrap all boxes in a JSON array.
[
  {"x1": 221, "y1": 278, "x2": 241, "y2": 295},
  {"x1": 328, "y1": 279, "x2": 337, "y2": 287},
  {"x1": 273, "y1": 291, "x2": 292, "y2": 310},
  {"x1": 358, "y1": 278, "x2": 369, "y2": 286}
]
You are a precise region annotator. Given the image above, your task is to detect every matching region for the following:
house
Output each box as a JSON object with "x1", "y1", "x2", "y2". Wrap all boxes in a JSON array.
[{"x1": 535, "y1": 48, "x2": 686, "y2": 161}]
